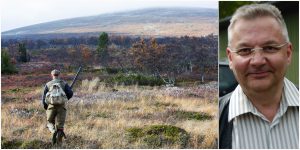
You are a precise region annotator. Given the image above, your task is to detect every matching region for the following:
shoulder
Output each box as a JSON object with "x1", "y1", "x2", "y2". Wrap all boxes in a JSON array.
[
  {"x1": 58, "y1": 79, "x2": 66, "y2": 85},
  {"x1": 284, "y1": 78, "x2": 298, "y2": 92},
  {"x1": 56, "y1": 79, "x2": 67, "y2": 88},
  {"x1": 220, "y1": 92, "x2": 232, "y2": 107},
  {"x1": 46, "y1": 80, "x2": 53, "y2": 88},
  {"x1": 219, "y1": 92, "x2": 232, "y2": 116},
  {"x1": 46, "y1": 79, "x2": 66, "y2": 87},
  {"x1": 283, "y1": 78, "x2": 299, "y2": 106}
]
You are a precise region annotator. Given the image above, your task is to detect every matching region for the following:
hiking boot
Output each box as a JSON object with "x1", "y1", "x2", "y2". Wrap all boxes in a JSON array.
[
  {"x1": 57, "y1": 131, "x2": 63, "y2": 145},
  {"x1": 47, "y1": 123, "x2": 56, "y2": 133},
  {"x1": 56, "y1": 129, "x2": 66, "y2": 146}
]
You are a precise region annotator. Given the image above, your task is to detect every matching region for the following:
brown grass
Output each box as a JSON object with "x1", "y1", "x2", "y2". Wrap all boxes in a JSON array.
[{"x1": 1, "y1": 77, "x2": 217, "y2": 148}]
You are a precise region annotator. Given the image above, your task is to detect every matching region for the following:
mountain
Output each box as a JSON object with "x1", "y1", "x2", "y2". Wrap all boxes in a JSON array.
[{"x1": 2, "y1": 7, "x2": 217, "y2": 38}]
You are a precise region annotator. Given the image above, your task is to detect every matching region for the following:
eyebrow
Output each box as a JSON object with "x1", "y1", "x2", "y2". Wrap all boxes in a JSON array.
[
  {"x1": 261, "y1": 40, "x2": 281, "y2": 45},
  {"x1": 235, "y1": 40, "x2": 281, "y2": 48}
]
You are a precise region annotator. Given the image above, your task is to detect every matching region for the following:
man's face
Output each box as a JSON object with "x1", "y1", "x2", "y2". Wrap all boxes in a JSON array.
[{"x1": 227, "y1": 16, "x2": 292, "y2": 93}]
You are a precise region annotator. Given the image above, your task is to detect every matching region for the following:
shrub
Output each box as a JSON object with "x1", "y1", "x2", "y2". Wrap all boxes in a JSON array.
[
  {"x1": 1, "y1": 50, "x2": 18, "y2": 74},
  {"x1": 89, "y1": 68, "x2": 106, "y2": 74},
  {"x1": 154, "y1": 102, "x2": 177, "y2": 108},
  {"x1": 126, "y1": 106, "x2": 139, "y2": 110},
  {"x1": 174, "y1": 110, "x2": 213, "y2": 121},
  {"x1": 86, "y1": 111, "x2": 111, "y2": 118},
  {"x1": 1, "y1": 137, "x2": 23, "y2": 149},
  {"x1": 12, "y1": 126, "x2": 29, "y2": 135},
  {"x1": 105, "y1": 67, "x2": 122, "y2": 74},
  {"x1": 106, "y1": 73, "x2": 164, "y2": 86},
  {"x1": 1, "y1": 137, "x2": 50, "y2": 149},
  {"x1": 19, "y1": 140, "x2": 48, "y2": 149},
  {"x1": 126, "y1": 125, "x2": 189, "y2": 148},
  {"x1": 81, "y1": 77, "x2": 100, "y2": 92},
  {"x1": 126, "y1": 127, "x2": 144, "y2": 142}
]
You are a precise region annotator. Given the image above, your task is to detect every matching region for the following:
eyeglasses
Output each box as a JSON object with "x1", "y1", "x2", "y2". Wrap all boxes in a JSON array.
[{"x1": 228, "y1": 42, "x2": 288, "y2": 56}]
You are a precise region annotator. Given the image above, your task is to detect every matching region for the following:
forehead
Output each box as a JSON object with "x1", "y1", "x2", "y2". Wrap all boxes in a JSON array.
[{"x1": 230, "y1": 16, "x2": 284, "y2": 46}]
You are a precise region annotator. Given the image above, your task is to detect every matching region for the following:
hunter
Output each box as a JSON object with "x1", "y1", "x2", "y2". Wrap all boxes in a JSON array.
[{"x1": 42, "y1": 69, "x2": 73, "y2": 144}]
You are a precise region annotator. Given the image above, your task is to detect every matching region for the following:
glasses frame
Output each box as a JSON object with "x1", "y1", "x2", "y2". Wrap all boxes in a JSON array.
[{"x1": 228, "y1": 42, "x2": 289, "y2": 56}]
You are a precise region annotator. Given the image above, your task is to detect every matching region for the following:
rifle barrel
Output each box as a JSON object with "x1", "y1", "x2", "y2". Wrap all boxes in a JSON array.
[{"x1": 70, "y1": 66, "x2": 82, "y2": 89}]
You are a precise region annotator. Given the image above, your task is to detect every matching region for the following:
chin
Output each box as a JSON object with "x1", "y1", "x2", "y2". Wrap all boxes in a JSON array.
[{"x1": 246, "y1": 79, "x2": 273, "y2": 92}]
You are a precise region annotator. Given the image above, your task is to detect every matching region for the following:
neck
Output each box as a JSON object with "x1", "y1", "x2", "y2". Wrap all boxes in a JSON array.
[
  {"x1": 242, "y1": 83, "x2": 284, "y2": 122},
  {"x1": 53, "y1": 76, "x2": 59, "y2": 80}
]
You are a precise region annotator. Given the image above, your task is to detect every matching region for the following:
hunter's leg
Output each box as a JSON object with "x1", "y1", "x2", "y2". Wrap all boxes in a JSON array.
[
  {"x1": 56, "y1": 106, "x2": 67, "y2": 145},
  {"x1": 56, "y1": 106, "x2": 67, "y2": 130},
  {"x1": 46, "y1": 106, "x2": 56, "y2": 133}
]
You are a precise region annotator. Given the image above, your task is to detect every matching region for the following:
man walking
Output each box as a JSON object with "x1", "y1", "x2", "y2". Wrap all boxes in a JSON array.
[{"x1": 42, "y1": 69, "x2": 73, "y2": 145}]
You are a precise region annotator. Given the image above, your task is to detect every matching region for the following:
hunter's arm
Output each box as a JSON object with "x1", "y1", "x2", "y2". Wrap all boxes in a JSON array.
[
  {"x1": 64, "y1": 84, "x2": 73, "y2": 100},
  {"x1": 41, "y1": 85, "x2": 49, "y2": 110}
]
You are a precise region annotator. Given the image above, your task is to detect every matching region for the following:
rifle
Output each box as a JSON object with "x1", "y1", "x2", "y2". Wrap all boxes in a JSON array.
[{"x1": 70, "y1": 66, "x2": 82, "y2": 89}]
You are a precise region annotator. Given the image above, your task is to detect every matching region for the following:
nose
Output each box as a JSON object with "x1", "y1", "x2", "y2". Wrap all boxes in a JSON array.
[{"x1": 249, "y1": 49, "x2": 267, "y2": 66}]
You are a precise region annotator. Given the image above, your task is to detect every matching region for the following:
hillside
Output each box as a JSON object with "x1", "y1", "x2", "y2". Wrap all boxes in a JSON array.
[{"x1": 2, "y1": 7, "x2": 217, "y2": 37}]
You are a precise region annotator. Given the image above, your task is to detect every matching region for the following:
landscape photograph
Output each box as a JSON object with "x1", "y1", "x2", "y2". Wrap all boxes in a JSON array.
[{"x1": 1, "y1": 0, "x2": 218, "y2": 148}]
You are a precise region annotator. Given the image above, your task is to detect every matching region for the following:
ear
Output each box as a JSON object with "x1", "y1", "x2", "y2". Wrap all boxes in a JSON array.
[
  {"x1": 286, "y1": 43, "x2": 293, "y2": 65},
  {"x1": 226, "y1": 48, "x2": 233, "y2": 70}
]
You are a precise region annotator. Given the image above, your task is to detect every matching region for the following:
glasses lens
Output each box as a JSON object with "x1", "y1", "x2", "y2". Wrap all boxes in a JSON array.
[
  {"x1": 236, "y1": 48, "x2": 252, "y2": 56},
  {"x1": 262, "y1": 45, "x2": 281, "y2": 53}
]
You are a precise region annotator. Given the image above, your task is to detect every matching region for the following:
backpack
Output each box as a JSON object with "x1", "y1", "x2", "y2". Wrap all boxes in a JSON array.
[{"x1": 46, "y1": 83, "x2": 68, "y2": 105}]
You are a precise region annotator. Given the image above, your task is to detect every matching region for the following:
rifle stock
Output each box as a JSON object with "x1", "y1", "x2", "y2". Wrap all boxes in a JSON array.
[{"x1": 70, "y1": 66, "x2": 82, "y2": 89}]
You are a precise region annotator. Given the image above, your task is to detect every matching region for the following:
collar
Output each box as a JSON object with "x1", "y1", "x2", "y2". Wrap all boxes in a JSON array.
[
  {"x1": 52, "y1": 78, "x2": 61, "y2": 82},
  {"x1": 228, "y1": 77, "x2": 299, "y2": 122},
  {"x1": 283, "y1": 78, "x2": 299, "y2": 106}
]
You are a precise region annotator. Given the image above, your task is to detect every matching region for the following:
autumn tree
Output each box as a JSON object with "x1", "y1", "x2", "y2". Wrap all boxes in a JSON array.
[
  {"x1": 66, "y1": 46, "x2": 82, "y2": 66},
  {"x1": 194, "y1": 34, "x2": 218, "y2": 82},
  {"x1": 130, "y1": 38, "x2": 147, "y2": 70},
  {"x1": 108, "y1": 44, "x2": 129, "y2": 72},
  {"x1": 130, "y1": 38, "x2": 173, "y2": 83},
  {"x1": 79, "y1": 44, "x2": 92, "y2": 67}
]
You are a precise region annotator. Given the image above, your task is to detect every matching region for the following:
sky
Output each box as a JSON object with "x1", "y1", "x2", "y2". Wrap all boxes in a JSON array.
[{"x1": 1, "y1": 0, "x2": 217, "y2": 32}]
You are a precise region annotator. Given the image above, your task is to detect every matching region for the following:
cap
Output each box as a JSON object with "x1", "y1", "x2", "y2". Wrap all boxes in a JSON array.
[{"x1": 51, "y1": 69, "x2": 60, "y2": 76}]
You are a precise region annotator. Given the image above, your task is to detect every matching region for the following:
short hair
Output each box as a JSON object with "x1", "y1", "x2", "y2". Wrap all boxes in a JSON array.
[
  {"x1": 228, "y1": 3, "x2": 289, "y2": 45},
  {"x1": 51, "y1": 69, "x2": 60, "y2": 76}
]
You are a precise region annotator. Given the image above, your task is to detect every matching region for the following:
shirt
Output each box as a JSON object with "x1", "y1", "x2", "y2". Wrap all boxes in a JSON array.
[{"x1": 228, "y1": 78, "x2": 299, "y2": 149}]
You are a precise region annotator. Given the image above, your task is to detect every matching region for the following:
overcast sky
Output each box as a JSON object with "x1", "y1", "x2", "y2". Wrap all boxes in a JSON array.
[{"x1": 1, "y1": 0, "x2": 217, "y2": 32}]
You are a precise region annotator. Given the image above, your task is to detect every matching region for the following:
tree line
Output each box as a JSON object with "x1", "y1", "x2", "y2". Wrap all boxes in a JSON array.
[{"x1": 2, "y1": 33, "x2": 217, "y2": 82}]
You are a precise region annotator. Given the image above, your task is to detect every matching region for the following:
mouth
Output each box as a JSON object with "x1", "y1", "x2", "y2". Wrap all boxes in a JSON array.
[{"x1": 247, "y1": 71, "x2": 271, "y2": 78}]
